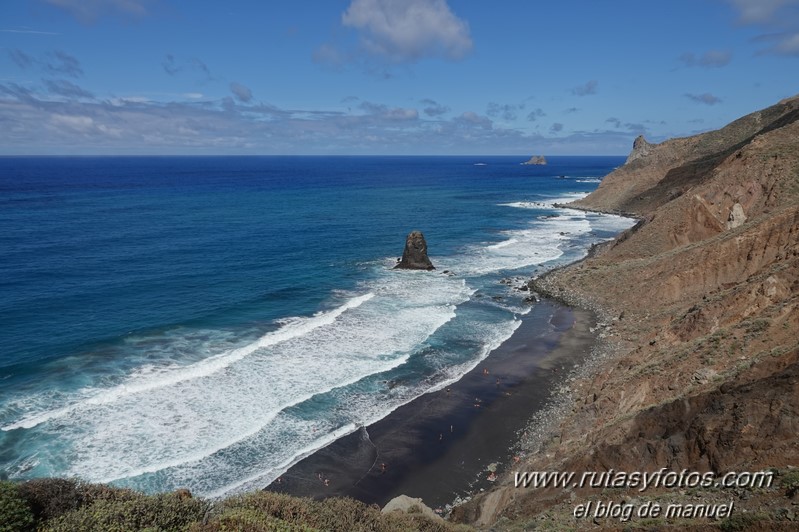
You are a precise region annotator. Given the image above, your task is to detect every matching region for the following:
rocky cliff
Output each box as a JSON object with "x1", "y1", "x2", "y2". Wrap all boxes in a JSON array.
[{"x1": 459, "y1": 95, "x2": 799, "y2": 530}]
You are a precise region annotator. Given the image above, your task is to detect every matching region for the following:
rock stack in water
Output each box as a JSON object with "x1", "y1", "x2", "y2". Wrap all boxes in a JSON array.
[{"x1": 394, "y1": 231, "x2": 435, "y2": 270}]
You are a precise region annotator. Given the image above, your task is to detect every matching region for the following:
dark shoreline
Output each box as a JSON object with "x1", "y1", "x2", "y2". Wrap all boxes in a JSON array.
[{"x1": 265, "y1": 299, "x2": 597, "y2": 510}]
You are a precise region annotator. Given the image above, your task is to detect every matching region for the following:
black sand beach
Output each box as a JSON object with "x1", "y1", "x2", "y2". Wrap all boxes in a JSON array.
[{"x1": 266, "y1": 299, "x2": 597, "y2": 510}]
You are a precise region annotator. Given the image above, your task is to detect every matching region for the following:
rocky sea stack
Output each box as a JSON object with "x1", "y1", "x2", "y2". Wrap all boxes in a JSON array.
[
  {"x1": 394, "y1": 231, "x2": 435, "y2": 270},
  {"x1": 521, "y1": 155, "x2": 547, "y2": 165}
]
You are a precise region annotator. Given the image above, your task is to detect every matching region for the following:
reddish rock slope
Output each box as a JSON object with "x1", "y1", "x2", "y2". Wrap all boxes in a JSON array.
[{"x1": 457, "y1": 95, "x2": 799, "y2": 530}]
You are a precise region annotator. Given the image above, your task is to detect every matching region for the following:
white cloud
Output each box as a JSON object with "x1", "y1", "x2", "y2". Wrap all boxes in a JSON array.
[
  {"x1": 359, "y1": 101, "x2": 419, "y2": 121},
  {"x1": 678, "y1": 50, "x2": 732, "y2": 68},
  {"x1": 0, "y1": 83, "x2": 638, "y2": 155},
  {"x1": 340, "y1": 0, "x2": 472, "y2": 62},
  {"x1": 487, "y1": 102, "x2": 525, "y2": 121},
  {"x1": 685, "y1": 92, "x2": 722, "y2": 105},
  {"x1": 312, "y1": 43, "x2": 348, "y2": 67},
  {"x1": 161, "y1": 55, "x2": 214, "y2": 81},
  {"x1": 44, "y1": 79, "x2": 94, "y2": 99},
  {"x1": 725, "y1": 0, "x2": 799, "y2": 55},
  {"x1": 773, "y1": 32, "x2": 799, "y2": 53},
  {"x1": 572, "y1": 80, "x2": 598, "y2": 96},
  {"x1": 7, "y1": 49, "x2": 84, "y2": 78},
  {"x1": 45, "y1": 0, "x2": 150, "y2": 23},
  {"x1": 420, "y1": 98, "x2": 449, "y2": 117},
  {"x1": 526, "y1": 108, "x2": 546, "y2": 122},
  {"x1": 1, "y1": 28, "x2": 61, "y2": 35},
  {"x1": 229, "y1": 82, "x2": 253, "y2": 103},
  {"x1": 727, "y1": 0, "x2": 798, "y2": 24},
  {"x1": 50, "y1": 113, "x2": 95, "y2": 132},
  {"x1": 454, "y1": 111, "x2": 492, "y2": 129}
]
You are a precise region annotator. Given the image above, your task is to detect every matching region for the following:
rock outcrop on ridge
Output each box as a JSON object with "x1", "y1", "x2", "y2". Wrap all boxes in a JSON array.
[
  {"x1": 457, "y1": 94, "x2": 799, "y2": 529},
  {"x1": 625, "y1": 134, "x2": 655, "y2": 164},
  {"x1": 394, "y1": 231, "x2": 435, "y2": 270}
]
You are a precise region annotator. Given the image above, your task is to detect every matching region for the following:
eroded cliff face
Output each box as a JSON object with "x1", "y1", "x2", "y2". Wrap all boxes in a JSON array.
[
  {"x1": 571, "y1": 95, "x2": 799, "y2": 216},
  {"x1": 460, "y1": 95, "x2": 799, "y2": 530}
]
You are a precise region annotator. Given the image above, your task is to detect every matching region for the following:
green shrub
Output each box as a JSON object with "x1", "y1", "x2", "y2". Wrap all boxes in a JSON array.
[
  {"x1": 745, "y1": 318, "x2": 771, "y2": 334},
  {"x1": 212, "y1": 492, "x2": 457, "y2": 532},
  {"x1": 0, "y1": 481, "x2": 35, "y2": 532},
  {"x1": 719, "y1": 512, "x2": 771, "y2": 532},
  {"x1": 781, "y1": 469, "x2": 799, "y2": 497},
  {"x1": 43, "y1": 492, "x2": 209, "y2": 532},
  {"x1": 17, "y1": 478, "x2": 140, "y2": 524},
  {"x1": 16, "y1": 478, "x2": 82, "y2": 523},
  {"x1": 378, "y1": 511, "x2": 454, "y2": 532},
  {"x1": 217, "y1": 491, "x2": 317, "y2": 525},
  {"x1": 190, "y1": 507, "x2": 318, "y2": 532}
]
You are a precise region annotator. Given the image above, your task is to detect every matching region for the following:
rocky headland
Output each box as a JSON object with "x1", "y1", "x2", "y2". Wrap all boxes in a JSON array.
[{"x1": 456, "y1": 94, "x2": 799, "y2": 530}]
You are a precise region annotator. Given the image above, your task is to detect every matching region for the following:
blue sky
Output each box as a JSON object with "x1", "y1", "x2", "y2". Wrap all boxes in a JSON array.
[{"x1": 1, "y1": 0, "x2": 797, "y2": 155}]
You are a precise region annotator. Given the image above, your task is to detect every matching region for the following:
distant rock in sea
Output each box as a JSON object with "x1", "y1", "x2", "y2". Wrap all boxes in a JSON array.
[
  {"x1": 394, "y1": 231, "x2": 435, "y2": 270},
  {"x1": 521, "y1": 155, "x2": 547, "y2": 165}
]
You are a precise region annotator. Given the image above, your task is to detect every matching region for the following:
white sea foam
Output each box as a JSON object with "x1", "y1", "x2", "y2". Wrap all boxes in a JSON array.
[
  {"x1": 7, "y1": 273, "x2": 473, "y2": 491},
  {"x1": 498, "y1": 191, "x2": 589, "y2": 211},
  {"x1": 202, "y1": 421, "x2": 362, "y2": 499},
  {"x1": 2, "y1": 293, "x2": 376, "y2": 432},
  {"x1": 193, "y1": 316, "x2": 524, "y2": 499},
  {"x1": 429, "y1": 318, "x2": 522, "y2": 392},
  {"x1": 441, "y1": 211, "x2": 592, "y2": 276}
]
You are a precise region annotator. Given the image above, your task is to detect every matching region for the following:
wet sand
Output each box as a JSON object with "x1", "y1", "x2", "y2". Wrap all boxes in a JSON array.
[{"x1": 265, "y1": 299, "x2": 596, "y2": 509}]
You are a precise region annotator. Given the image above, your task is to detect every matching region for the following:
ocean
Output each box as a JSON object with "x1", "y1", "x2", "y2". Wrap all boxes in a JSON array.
[{"x1": 0, "y1": 155, "x2": 634, "y2": 498}]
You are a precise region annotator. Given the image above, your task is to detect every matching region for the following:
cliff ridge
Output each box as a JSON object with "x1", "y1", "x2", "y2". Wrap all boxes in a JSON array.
[{"x1": 461, "y1": 94, "x2": 799, "y2": 530}]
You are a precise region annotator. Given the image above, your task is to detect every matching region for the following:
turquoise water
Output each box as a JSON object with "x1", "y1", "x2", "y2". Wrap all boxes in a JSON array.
[{"x1": 0, "y1": 156, "x2": 633, "y2": 496}]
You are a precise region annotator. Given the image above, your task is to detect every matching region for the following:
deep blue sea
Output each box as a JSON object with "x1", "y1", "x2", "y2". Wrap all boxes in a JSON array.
[{"x1": 0, "y1": 156, "x2": 633, "y2": 497}]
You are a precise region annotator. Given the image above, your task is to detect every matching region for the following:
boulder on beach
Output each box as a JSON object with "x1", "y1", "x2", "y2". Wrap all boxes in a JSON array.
[
  {"x1": 382, "y1": 495, "x2": 443, "y2": 521},
  {"x1": 394, "y1": 231, "x2": 435, "y2": 270}
]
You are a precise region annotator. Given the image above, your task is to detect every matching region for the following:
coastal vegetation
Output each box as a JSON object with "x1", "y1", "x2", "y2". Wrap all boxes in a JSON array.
[{"x1": 0, "y1": 478, "x2": 469, "y2": 531}]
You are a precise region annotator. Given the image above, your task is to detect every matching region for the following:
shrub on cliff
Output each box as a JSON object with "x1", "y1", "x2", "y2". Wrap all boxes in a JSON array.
[
  {"x1": 202, "y1": 491, "x2": 460, "y2": 532},
  {"x1": 42, "y1": 491, "x2": 209, "y2": 532},
  {"x1": 0, "y1": 481, "x2": 35, "y2": 532},
  {"x1": 189, "y1": 507, "x2": 318, "y2": 532},
  {"x1": 16, "y1": 477, "x2": 140, "y2": 524}
]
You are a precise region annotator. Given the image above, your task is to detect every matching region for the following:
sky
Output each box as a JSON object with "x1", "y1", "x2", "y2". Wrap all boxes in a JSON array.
[{"x1": 1, "y1": 0, "x2": 798, "y2": 155}]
